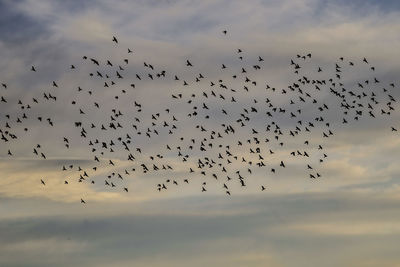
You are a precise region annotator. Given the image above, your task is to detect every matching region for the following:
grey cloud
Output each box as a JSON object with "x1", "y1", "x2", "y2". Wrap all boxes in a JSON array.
[
  {"x1": 1, "y1": 0, "x2": 400, "y2": 265},
  {"x1": 1, "y1": 192, "x2": 400, "y2": 266}
]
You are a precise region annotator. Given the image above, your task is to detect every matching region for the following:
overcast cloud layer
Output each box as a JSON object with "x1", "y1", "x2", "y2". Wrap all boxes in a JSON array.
[{"x1": 1, "y1": 0, "x2": 400, "y2": 266}]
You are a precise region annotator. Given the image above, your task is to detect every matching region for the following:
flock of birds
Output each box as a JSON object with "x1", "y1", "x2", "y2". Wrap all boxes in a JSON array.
[{"x1": 1, "y1": 31, "x2": 398, "y2": 203}]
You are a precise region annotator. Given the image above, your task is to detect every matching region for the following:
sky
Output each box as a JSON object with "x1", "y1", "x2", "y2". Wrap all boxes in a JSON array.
[{"x1": 1, "y1": 0, "x2": 400, "y2": 266}]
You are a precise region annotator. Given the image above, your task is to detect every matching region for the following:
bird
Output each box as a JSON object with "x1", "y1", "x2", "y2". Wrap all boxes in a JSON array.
[
  {"x1": 1, "y1": 32, "x2": 397, "y2": 202},
  {"x1": 261, "y1": 185, "x2": 266, "y2": 191}
]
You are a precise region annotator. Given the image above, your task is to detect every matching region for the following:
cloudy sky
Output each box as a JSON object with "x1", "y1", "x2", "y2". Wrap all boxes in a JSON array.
[{"x1": 1, "y1": 0, "x2": 400, "y2": 266}]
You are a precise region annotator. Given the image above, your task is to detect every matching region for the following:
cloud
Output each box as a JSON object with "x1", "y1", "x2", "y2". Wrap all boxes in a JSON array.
[
  {"x1": 0, "y1": 192, "x2": 400, "y2": 266},
  {"x1": 0, "y1": 159, "x2": 127, "y2": 203},
  {"x1": 286, "y1": 221, "x2": 400, "y2": 235},
  {"x1": 0, "y1": 0, "x2": 399, "y2": 207},
  {"x1": 1, "y1": 0, "x2": 400, "y2": 266}
]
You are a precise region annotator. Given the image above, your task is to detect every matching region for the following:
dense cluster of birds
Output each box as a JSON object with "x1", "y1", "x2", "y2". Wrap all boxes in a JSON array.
[{"x1": 1, "y1": 31, "x2": 398, "y2": 203}]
